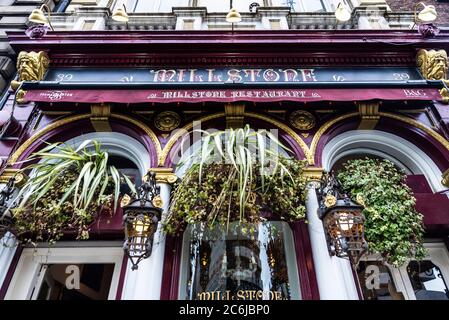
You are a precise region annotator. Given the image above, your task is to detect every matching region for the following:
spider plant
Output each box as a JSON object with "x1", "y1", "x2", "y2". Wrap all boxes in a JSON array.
[
  {"x1": 10, "y1": 140, "x2": 137, "y2": 242},
  {"x1": 164, "y1": 125, "x2": 307, "y2": 234}
]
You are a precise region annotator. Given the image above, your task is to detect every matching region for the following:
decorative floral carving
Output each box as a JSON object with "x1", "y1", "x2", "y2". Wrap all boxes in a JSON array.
[
  {"x1": 288, "y1": 110, "x2": 316, "y2": 131},
  {"x1": 154, "y1": 111, "x2": 181, "y2": 132}
]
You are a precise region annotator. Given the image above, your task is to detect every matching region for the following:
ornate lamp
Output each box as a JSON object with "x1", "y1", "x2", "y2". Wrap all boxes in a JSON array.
[
  {"x1": 335, "y1": 2, "x2": 352, "y2": 22},
  {"x1": 28, "y1": 4, "x2": 54, "y2": 31},
  {"x1": 123, "y1": 172, "x2": 163, "y2": 270},
  {"x1": 414, "y1": 2, "x2": 437, "y2": 23},
  {"x1": 0, "y1": 177, "x2": 16, "y2": 239},
  {"x1": 317, "y1": 172, "x2": 367, "y2": 265},
  {"x1": 112, "y1": 4, "x2": 129, "y2": 23}
]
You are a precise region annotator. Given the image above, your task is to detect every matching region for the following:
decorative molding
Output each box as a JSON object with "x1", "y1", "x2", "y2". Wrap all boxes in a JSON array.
[
  {"x1": 154, "y1": 111, "x2": 181, "y2": 132},
  {"x1": 7, "y1": 113, "x2": 162, "y2": 167},
  {"x1": 357, "y1": 102, "x2": 380, "y2": 130},
  {"x1": 303, "y1": 167, "x2": 324, "y2": 182},
  {"x1": 0, "y1": 168, "x2": 27, "y2": 187},
  {"x1": 310, "y1": 113, "x2": 359, "y2": 164},
  {"x1": 289, "y1": 110, "x2": 316, "y2": 131},
  {"x1": 443, "y1": 169, "x2": 449, "y2": 187},
  {"x1": 90, "y1": 104, "x2": 112, "y2": 132},
  {"x1": 11, "y1": 51, "x2": 50, "y2": 91},
  {"x1": 149, "y1": 168, "x2": 178, "y2": 184},
  {"x1": 224, "y1": 103, "x2": 245, "y2": 129},
  {"x1": 440, "y1": 88, "x2": 449, "y2": 104},
  {"x1": 416, "y1": 49, "x2": 448, "y2": 81}
]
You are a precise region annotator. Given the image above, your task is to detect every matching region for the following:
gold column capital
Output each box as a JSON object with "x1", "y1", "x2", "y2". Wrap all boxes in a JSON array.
[
  {"x1": 148, "y1": 168, "x2": 178, "y2": 184},
  {"x1": 303, "y1": 167, "x2": 324, "y2": 182},
  {"x1": 443, "y1": 169, "x2": 449, "y2": 188},
  {"x1": 358, "y1": 102, "x2": 380, "y2": 130},
  {"x1": 0, "y1": 168, "x2": 27, "y2": 187}
]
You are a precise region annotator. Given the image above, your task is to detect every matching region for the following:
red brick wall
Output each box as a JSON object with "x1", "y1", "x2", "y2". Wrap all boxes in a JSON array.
[{"x1": 388, "y1": 0, "x2": 449, "y2": 25}]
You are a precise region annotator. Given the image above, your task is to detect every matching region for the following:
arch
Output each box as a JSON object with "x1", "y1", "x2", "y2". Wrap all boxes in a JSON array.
[
  {"x1": 7, "y1": 113, "x2": 161, "y2": 168},
  {"x1": 61, "y1": 132, "x2": 151, "y2": 176},
  {"x1": 159, "y1": 112, "x2": 311, "y2": 167},
  {"x1": 322, "y1": 130, "x2": 445, "y2": 192}
]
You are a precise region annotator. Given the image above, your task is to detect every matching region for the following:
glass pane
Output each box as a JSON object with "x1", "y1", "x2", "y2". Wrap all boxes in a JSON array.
[
  {"x1": 36, "y1": 264, "x2": 115, "y2": 300},
  {"x1": 198, "y1": 0, "x2": 263, "y2": 12},
  {"x1": 407, "y1": 261, "x2": 449, "y2": 300},
  {"x1": 357, "y1": 261, "x2": 404, "y2": 300},
  {"x1": 179, "y1": 222, "x2": 301, "y2": 300}
]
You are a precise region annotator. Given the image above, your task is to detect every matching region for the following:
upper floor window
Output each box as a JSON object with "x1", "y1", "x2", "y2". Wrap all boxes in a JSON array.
[{"x1": 272, "y1": 0, "x2": 331, "y2": 12}]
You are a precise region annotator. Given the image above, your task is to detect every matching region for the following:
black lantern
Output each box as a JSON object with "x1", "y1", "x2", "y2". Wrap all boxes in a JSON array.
[
  {"x1": 0, "y1": 177, "x2": 16, "y2": 239},
  {"x1": 317, "y1": 172, "x2": 367, "y2": 264},
  {"x1": 123, "y1": 172, "x2": 162, "y2": 270}
]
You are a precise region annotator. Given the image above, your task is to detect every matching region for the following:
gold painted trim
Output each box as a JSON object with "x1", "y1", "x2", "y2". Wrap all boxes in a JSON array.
[
  {"x1": 379, "y1": 112, "x2": 449, "y2": 151},
  {"x1": 245, "y1": 112, "x2": 312, "y2": 164},
  {"x1": 0, "y1": 168, "x2": 27, "y2": 187},
  {"x1": 303, "y1": 167, "x2": 324, "y2": 181},
  {"x1": 159, "y1": 113, "x2": 225, "y2": 166},
  {"x1": 309, "y1": 113, "x2": 358, "y2": 164},
  {"x1": 8, "y1": 113, "x2": 162, "y2": 166},
  {"x1": 8, "y1": 114, "x2": 91, "y2": 165}
]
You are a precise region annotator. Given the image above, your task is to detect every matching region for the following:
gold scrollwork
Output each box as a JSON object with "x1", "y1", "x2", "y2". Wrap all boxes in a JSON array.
[
  {"x1": 0, "y1": 168, "x2": 27, "y2": 187},
  {"x1": 443, "y1": 169, "x2": 449, "y2": 187},
  {"x1": 148, "y1": 168, "x2": 178, "y2": 184}
]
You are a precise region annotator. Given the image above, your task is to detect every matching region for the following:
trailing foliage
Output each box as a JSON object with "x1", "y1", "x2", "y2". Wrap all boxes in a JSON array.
[
  {"x1": 163, "y1": 126, "x2": 308, "y2": 235},
  {"x1": 9, "y1": 140, "x2": 136, "y2": 245},
  {"x1": 337, "y1": 158, "x2": 426, "y2": 267}
]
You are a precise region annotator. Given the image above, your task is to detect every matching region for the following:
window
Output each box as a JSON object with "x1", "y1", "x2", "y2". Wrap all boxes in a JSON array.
[
  {"x1": 198, "y1": 0, "x2": 263, "y2": 12},
  {"x1": 407, "y1": 261, "x2": 449, "y2": 300},
  {"x1": 357, "y1": 261, "x2": 404, "y2": 300},
  {"x1": 4, "y1": 246, "x2": 124, "y2": 300},
  {"x1": 179, "y1": 222, "x2": 301, "y2": 300},
  {"x1": 272, "y1": 0, "x2": 330, "y2": 12},
  {"x1": 34, "y1": 264, "x2": 115, "y2": 300}
]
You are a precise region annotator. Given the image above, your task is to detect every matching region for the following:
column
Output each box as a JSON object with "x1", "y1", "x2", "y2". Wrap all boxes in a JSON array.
[
  {"x1": 121, "y1": 169, "x2": 177, "y2": 300},
  {"x1": 0, "y1": 233, "x2": 17, "y2": 290},
  {"x1": 306, "y1": 182, "x2": 359, "y2": 300}
]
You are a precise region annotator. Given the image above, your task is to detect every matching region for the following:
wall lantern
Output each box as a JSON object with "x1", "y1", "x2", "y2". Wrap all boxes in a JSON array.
[
  {"x1": 0, "y1": 177, "x2": 16, "y2": 239},
  {"x1": 226, "y1": 0, "x2": 242, "y2": 23},
  {"x1": 112, "y1": 4, "x2": 130, "y2": 23},
  {"x1": 123, "y1": 172, "x2": 162, "y2": 270},
  {"x1": 335, "y1": 2, "x2": 352, "y2": 23},
  {"x1": 414, "y1": 2, "x2": 437, "y2": 23},
  {"x1": 28, "y1": 4, "x2": 54, "y2": 31},
  {"x1": 317, "y1": 172, "x2": 367, "y2": 265}
]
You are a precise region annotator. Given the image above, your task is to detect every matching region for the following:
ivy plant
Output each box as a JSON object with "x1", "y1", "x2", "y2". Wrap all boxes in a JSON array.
[
  {"x1": 163, "y1": 125, "x2": 308, "y2": 235},
  {"x1": 8, "y1": 140, "x2": 136, "y2": 245},
  {"x1": 337, "y1": 158, "x2": 426, "y2": 267}
]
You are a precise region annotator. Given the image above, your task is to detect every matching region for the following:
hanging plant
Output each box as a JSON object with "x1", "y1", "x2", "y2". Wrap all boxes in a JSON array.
[
  {"x1": 7, "y1": 140, "x2": 136, "y2": 245},
  {"x1": 336, "y1": 158, "x2": 426, "y2": 267},
  {"x1": 163, "y1": 125, "x2": 308, "y2": 235}
]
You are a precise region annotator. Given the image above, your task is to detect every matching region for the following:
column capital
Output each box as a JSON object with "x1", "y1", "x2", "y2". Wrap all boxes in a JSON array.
[
  {"x1": 304, "y1": 167, "x2": 324, "y2": 183},
  {"x1": 0, "y1": 168, "x2": 27, "y2": 187},
  {"x1": 148, "y1": 168, "x2": 178, "y2": 184}
]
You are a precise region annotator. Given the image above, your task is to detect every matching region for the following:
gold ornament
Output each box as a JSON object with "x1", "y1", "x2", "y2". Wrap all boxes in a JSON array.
[
  {"x1": 324, "y1": 194, "x2": 337, "y2": 208},
  {"x1": 120, "y1": 194, "x2": 131, "y2": 207},
  {"x1": 152, "y1": 195, "x2": 164, "y2": 208},
  {"x1": 11, "y1": 51, "x2": 50, "y2": 91},
  {"x1": 417, "y1": 49, "x2": 448, "y2": 81},
  {"x1": 356, "y1": 193, "x2": 366, "y2": 207},
  {"x1": 154, "y1": 111, "x2": 181, "y2": 132},
  {"x1": 289, "y1": 110, "x2": 316, "y2": 131}
]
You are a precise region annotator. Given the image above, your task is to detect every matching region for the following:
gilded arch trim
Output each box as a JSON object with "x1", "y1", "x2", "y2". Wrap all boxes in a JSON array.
[
  {"x1": 158, "y1": 112, "x2": 311, "y2": 166},
  {"x1": 7, "y1": 113, "x2": 161, "y2": 165},
  {"x1": 309, "y1": 112, "x2": 449, "y2": 163}
]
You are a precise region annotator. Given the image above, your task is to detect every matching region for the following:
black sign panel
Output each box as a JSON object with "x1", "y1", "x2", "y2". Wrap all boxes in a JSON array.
[{"x1": 44, "y1": 67, "x2": 423, "y2": 83}]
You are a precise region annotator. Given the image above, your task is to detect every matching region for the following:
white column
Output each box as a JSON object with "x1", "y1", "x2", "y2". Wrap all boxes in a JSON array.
[
  {"x1": 306, "y1": 183, "x2": 359, "y2": 300},
  {"x1": 121, "y1": 182, "x2": 171, "y2": 300},
  {"x1": 0, "y1": 233, "x2": 17, "y2": 289}
]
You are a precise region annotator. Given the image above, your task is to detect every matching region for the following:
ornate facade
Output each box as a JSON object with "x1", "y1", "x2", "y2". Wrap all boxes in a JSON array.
[{"x1": 0, "y1": 0, "x2": 449, "y2": 301}]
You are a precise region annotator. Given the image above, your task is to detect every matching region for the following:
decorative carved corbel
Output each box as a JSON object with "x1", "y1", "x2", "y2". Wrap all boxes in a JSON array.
[
  {"x1": 10, "y1": 51, "x2": 50, "y2": 91},
  {"x1": 224, "y1": 103, "x2": 245, "y2": 129},
  {"x1": 148, "y1": 168, "x2": 178, "y2": 184},
  {"x1": 303, "y1": 167, "x2": 324, "y2": 182},
  {"x1": 417, "y1": 49, "x2": 448, "y2": 81},
  {"x1": 443, "y1": 169, "x2": 449, "y2": 188},
  {"x1": 357, "y1": 102, "x2": 380, "y2": 130},
  {"x1": 90, "y1": 104, "x2": 112, "y2": 132}
]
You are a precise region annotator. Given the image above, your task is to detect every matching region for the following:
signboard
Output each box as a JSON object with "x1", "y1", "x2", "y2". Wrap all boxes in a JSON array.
[
  {"x1": 22, "y1": 88, "x2": 442, "y2": 104},
  {"x1": 44, "y1": 67, "x2": 423, "y2": 83}
]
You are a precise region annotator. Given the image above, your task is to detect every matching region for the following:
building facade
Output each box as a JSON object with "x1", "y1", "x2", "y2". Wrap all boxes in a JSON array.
[{"x1": 0, "y1": 0, "x2": 449, "y2": 300}]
